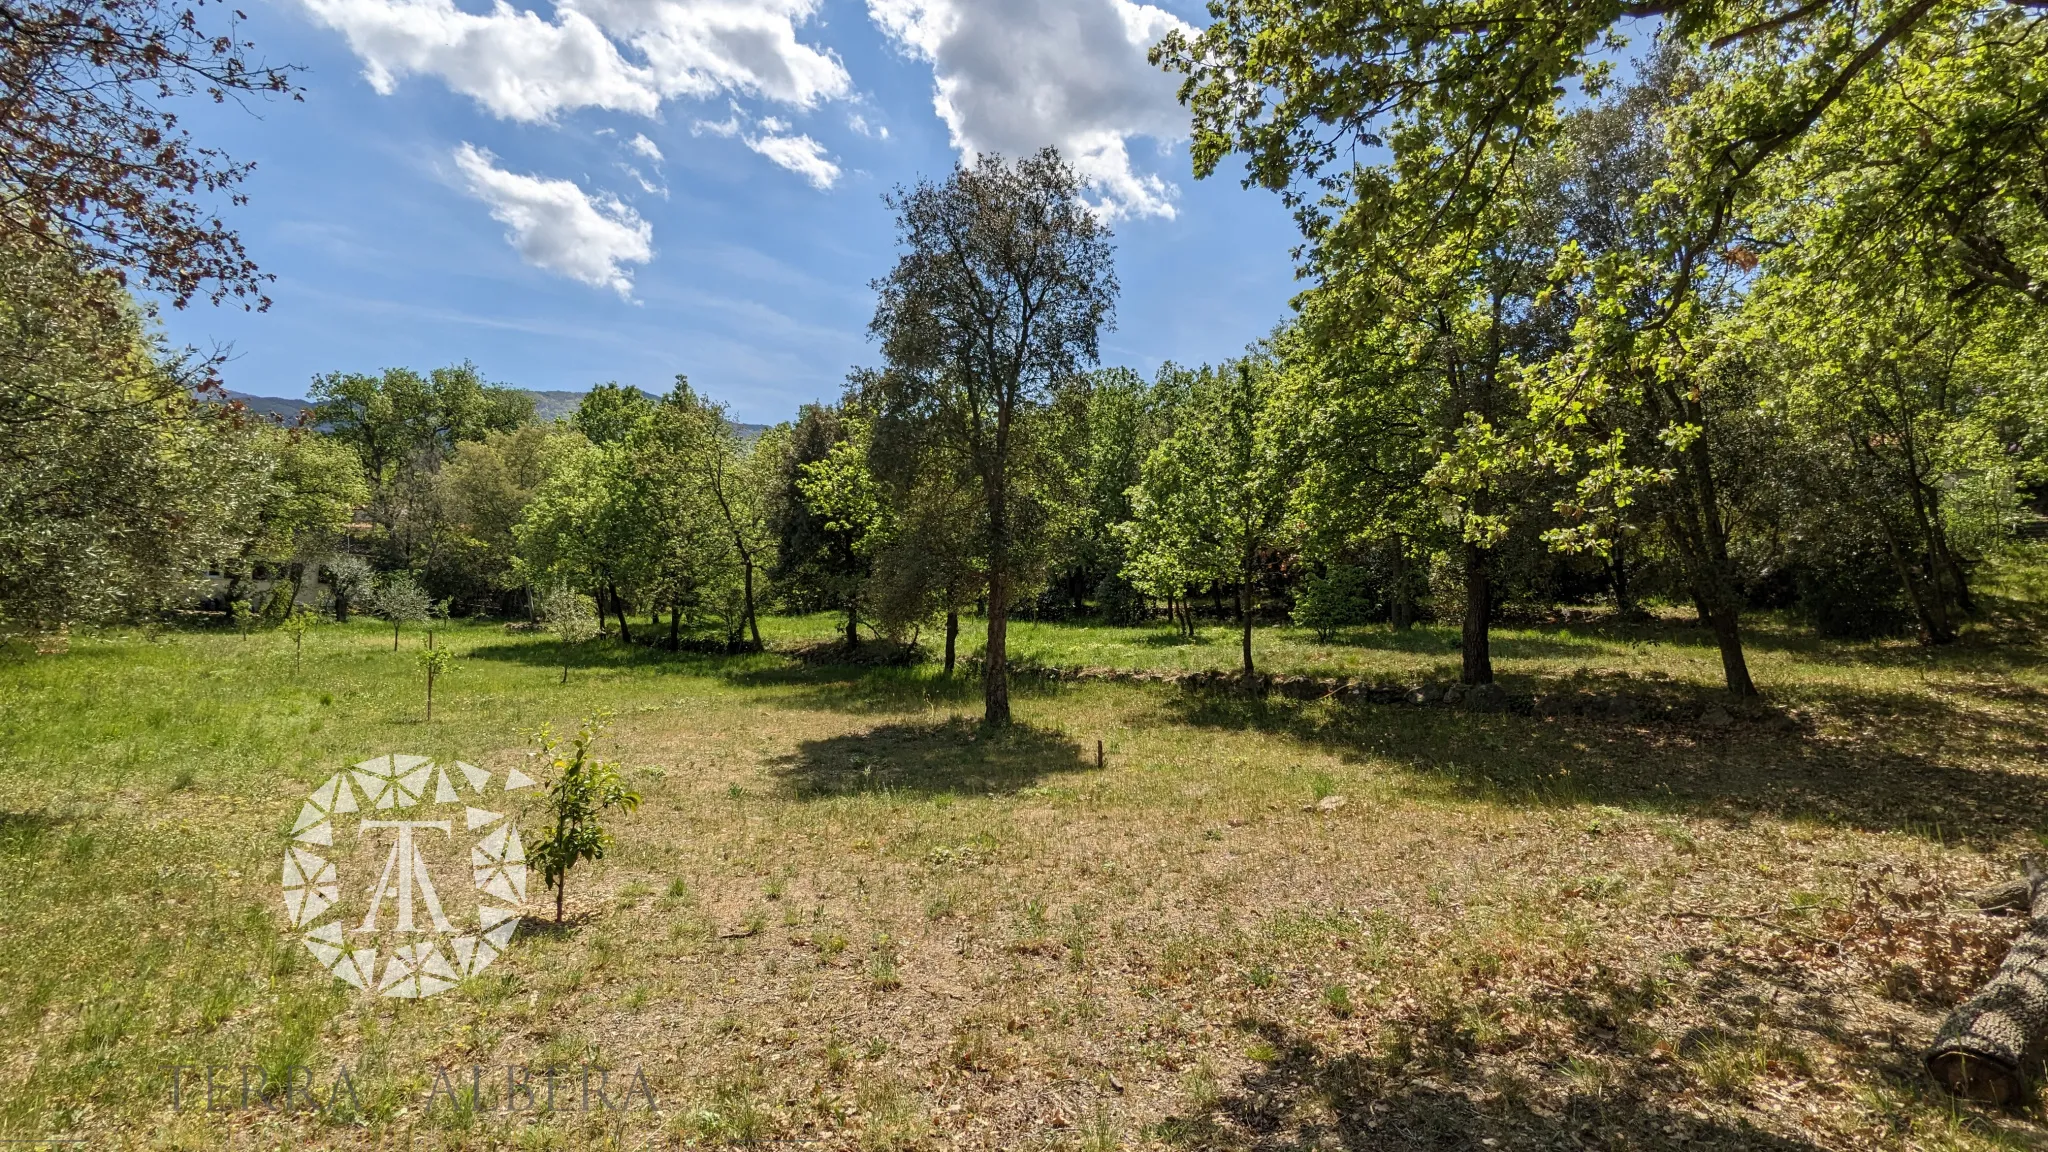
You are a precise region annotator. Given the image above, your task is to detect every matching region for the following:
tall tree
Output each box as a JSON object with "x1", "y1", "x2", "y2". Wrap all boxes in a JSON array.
[
  {"x1": 514, "y1": 432, "x2": 659, "y2": 644},
  {"x1": 0, "y1": 230, "x2": 257, "y2": 633},
  {"x1": 868, "y1": 149, "x2": 1118, "y2": 724},
  {"x1": 655, "y1": 379, "x2": 776, "y2": 651},
  {"x1": 2, "y1": 0, "x2": 298, "y2": 307},
  {"x1": 860, "y1": 369, "x2": 984, "y2": 671},
  {"x1": 768, "y1": 404, "x2": 871, "y2": 646},
  {"x1": 1155, "y1": 0, "x2": 2048, "y2": 695},
  {"x1": 1122, "y1": 356, "x2": 1297, "y2": 679},
  {"x1": 309, "y1": 363, "x2": 532, "y2": 579}
]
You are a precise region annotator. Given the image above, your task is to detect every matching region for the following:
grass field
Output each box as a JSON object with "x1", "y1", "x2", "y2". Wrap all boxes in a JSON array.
[{"x1": 4, "y1": 559, "x2": 2048, "y2": 1150}]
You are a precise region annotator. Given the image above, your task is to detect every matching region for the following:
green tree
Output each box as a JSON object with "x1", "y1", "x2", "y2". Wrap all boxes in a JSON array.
[
  {"x1": 436, "y1": 423, "x2": 556, "y2": 614},
  {"x1": 1277, "y1": 311, "x2": 1438, "y2": 633},
  {"x1": 366, "y1": 571, "x2": 432, "y2": 650},
  {"x1": 1156, "y1": 0, "x2": 2048, "y2": 694},
  {"x1": 861, "y1": 377, "x2": 985, "y2": 671},
  {"x1": 768, "y1": 404, "x2": 872, "y2": 646},
  {"x1": 650, "y1": 380, "x2": 776, "y2": 650},
  {"x1": 570, "y1": 382, "x2": 656, "y2": 446},
  {"x1": 310, "y1": 362, "x2": 532, "y2": 578},
  {"x1": 630, "y1": 399, "x2": 748, "y2": 653},
  {"x1": 534, "y1": 580, "x2": 599, "y2": 683},
  {"x1": 794, "y1": 410, "x2": 890, "y2": 650},
  {"x1": 528, "y1": 715, "x2": 641, "y2": 923},
  {"x1": 514, "y1": 432, "x2": 661, "y2": 644},
  {"x1": 1122, "y1": 356, "x2": 1298, "y2": 679},
  {"x1": 0, "y1": 231, "x2": 258, "y2": 635},
  {"x1": 867, "y1": 149, "x2": 1118, "y2": 724},
  {"x1": 321, "y1": 555, "x2": 374, "y2": 623},
  {"x1": 228, "y1": 426, "x2": 369, "y2": 617},
  {"x1": 417, "y1": 645, "x2": 452, "y2": 721}
]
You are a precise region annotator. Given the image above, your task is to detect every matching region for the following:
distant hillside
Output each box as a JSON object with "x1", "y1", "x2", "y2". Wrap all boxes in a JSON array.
[
  {"x1": 220, "y1": 390, "x2": 316, "y2": 422},
  {"x1": 217, "y1": 389, "x2": 773, "y2": 437}
]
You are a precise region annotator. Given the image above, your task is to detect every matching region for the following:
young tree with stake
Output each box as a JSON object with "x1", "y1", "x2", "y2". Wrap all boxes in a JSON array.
[
  {"x1": 416, "y1": 645, "x2": 452, "y2": 721},
  {"x1": 528, "y1": 715, "x2": 640, "y2": 923}
]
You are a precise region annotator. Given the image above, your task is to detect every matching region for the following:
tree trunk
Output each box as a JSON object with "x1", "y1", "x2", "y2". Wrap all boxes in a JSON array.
[
  {"x1": 283, "y1": 562, "x2": 306, "y2": 617},
  {"x1": 985, "y1": 567, "x2": 1010, "y2": 724},
  {"x1": 1389, "y1": 539, "x2": 1414, "y2": 631},
  {"x1": 1878, "y1": 513, "x2": 1954, "y2": 644},
  {"x1": 1461, "y1": 541, "x2": 1494, "y2": 685},
  {"x1": 743, "y1": 561, "x2": 762, "y2": 651},
  {"x1": 1239, "y1": 576, "x2": 1255, "y2": 679},
  {"x1": 944, "y1": 610, "x2": 959, "y2": 675},
  {"x1": 668, "y1": 604, "x2": 680, "y2": 652},
  {"x1": 1706, "y1": 603, "x2": 1755, "y2": 696},
  {"x1": 610, "y1": 585, "x2": 632, "y2": 645},
  {"x1": 1928, "y1": 863, "x2": 2048, "y2": 1104},
  {"x1": 1609, "y1": 539, "x2": 1635, "y2": 617},
  {"x1": 555, "y1": 878, "x2": 566, "y2": 924},
  {"x1": 844, "y1": 601, "x2": 859, "y2": 650}
]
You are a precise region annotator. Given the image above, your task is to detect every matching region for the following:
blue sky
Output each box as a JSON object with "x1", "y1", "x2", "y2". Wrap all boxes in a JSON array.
[{"x1": 155, "y1": 0, "x2": 1303, "y2": 425}]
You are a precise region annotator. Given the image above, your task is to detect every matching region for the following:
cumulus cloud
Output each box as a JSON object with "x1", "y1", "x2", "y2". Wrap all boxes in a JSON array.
[
  {"x1": 867, "y1": 0, "x2": 1191, "y2": 219},
  {"x1": 302, "y1": 0, "x2": 850, "y2": 122},
  {"x1": 745, "y1": 133, "x2": 839, "y2": 189},
  {"x1": 453, "y1": 143, "x2": 654, "y2": 298}
]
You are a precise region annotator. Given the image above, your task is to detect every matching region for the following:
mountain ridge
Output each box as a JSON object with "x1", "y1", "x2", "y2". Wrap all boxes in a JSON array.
[{"x1": 215, "y1": 389, "x2": 771, "y2": 438}]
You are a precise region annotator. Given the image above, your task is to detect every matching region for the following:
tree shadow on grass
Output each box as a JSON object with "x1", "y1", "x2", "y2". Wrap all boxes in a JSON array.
[
  {"x1": 769, "y1": 718, "x2": 1095, "y2": 800},
  {"x1": 1149, "y1": 1018, "x2": 1838, "y2": 1151},
  {"x1": 1162, "y1": 686, "x2": 2048, "y2": 849}
]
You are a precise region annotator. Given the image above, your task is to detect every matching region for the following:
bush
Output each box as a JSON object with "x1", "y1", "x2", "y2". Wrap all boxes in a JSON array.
[
  {"x1": 1292, "y1": 563, "x2": 1376, "y2": 640},
  {"x1": 1793, "y1": 545, "x2": 1911, "y2": 638},
  {"x1": 1093, "y1": 572, "x2": 1147, "y2": 625}
]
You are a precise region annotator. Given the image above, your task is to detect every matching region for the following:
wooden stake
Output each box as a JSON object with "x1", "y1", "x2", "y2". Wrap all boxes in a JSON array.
[{"x1": 1096, "y1": 739, "x2": 1104, "y2": 770}]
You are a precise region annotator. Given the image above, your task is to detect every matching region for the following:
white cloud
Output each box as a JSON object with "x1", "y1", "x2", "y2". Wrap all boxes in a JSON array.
[
  {"x1": 453, "y1": 144, "x2": 654, "y2": 298},
  {"x1": 302, "y1": 0, "x2": 850, "y2": 122},
  {"x1": 627, "y1": 133, "x2": 664, "y2": 162},
  {"x1": 745, "y1": 133, "x2": 839, "y2": 189},
  {"x1": 868, "y1": 0, "x2": 1191, "y2": 219}
]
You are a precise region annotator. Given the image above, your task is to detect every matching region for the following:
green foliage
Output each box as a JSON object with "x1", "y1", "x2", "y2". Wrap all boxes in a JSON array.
[
  {"x1": 534, "y1": 581, "x2": 599, "y2": 682},
  {"x1": 1122, "y1": 355, "x2": 1298, "y2": 675},
  {"x1": 1291, "y1": 564, "x2": 1376, "y2": 641},
  {"x1": 866, "y1": 149, "x2": 1118, "y2": 722},
  {"x1": 366, "y1": 571, "x2": 433, "y2": 649},
  {"x1": 768, "y1": 404, "x2": 872, "y2": 636},
  {"x1": 416, "y1": 645, "x2": 454, "y2": 720},
  {"x1": 527, "y1": 714, "x2": 642, "y2": 922},
  {"x1": 280, "y1": 605, "x2": 318, "y2": 668},
  {"x1": 309, "y1": 362, "x2": 531, "y2": 582},
  {"x1": 321, "y1": 555, "x2": 375, "y2": 622},
  {"x1": 433, "y1": 423, "x2": 557, "y2": 607},
  {"x1": 569, "y1": 382, "x2": 655, "y2": 446},
  {"x1": 0, "y1": 232, "x2": 264, "y2": 635}
]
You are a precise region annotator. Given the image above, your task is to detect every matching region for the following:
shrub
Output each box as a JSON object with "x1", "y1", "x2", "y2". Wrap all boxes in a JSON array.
[{"x1": 1291, "y1": 563, "x2": 1376, "y2": 639}]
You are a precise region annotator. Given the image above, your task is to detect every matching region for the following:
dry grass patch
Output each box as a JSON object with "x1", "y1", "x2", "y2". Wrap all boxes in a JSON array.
[{"x1": 1, "y1": 602, "x2": 2047, "y2": 1148}]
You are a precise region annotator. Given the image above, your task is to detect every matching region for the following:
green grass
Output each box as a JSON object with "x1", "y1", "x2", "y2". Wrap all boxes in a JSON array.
[{"x1": 2, "y1": 560, "x2": 2047, "y2": 1149}]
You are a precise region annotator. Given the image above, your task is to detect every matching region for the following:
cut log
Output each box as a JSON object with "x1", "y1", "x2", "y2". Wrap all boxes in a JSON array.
[
  {"x1": 1927, "y1": 861, "x2": 2048, "y2": 1104},
  {"x1": 1962, "y1": 876, "x2": 2033, "y2": 914}
]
